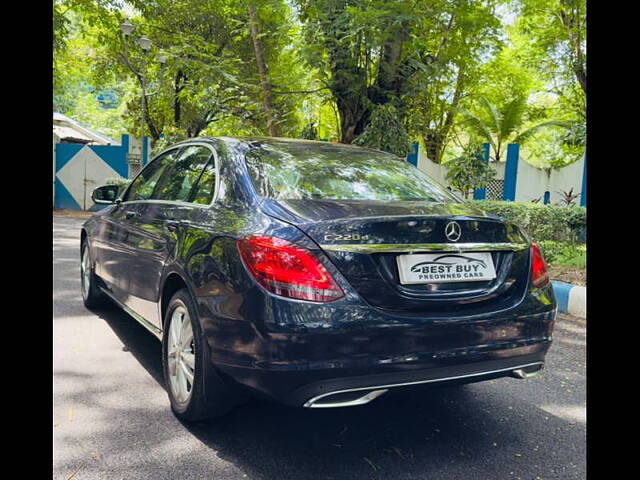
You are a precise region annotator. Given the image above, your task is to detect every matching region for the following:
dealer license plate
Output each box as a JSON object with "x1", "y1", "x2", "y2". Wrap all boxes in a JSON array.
[{"x1": 397, "y1": 252, "x2": 497, "y2": 285}]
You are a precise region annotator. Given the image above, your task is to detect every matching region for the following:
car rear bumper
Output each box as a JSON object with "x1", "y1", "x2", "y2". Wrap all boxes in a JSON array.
[
  {"x1": 215, "y1": 338, "x2": 551, "y2": 407},
  {"x1": 300, "y1": 353, "x2": 546, "y2": 408},
  {"x1": 199, "y1": 284, "x2": 556, "y2": 407}
]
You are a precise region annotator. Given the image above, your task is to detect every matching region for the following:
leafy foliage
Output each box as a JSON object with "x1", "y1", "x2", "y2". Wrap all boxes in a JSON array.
[
  {"x1": 353, "y1": 104, "x2": 410, "y2": 156},
  {"x1": 458, "y1": 96, "x2": 567, "y2": 162},
  {"x1": 444, "y1": 144, "x2": 496, "y2": 198},
  {"x1": 512, "y1": 0, "x2": 586, "y2": 164},
  {"x1": 556, "y1": 187, "x2": 581, "y2": 206},
  {"x1": 404, "y1": 1, "x2": 503, "y2": 164},
  {"x1": 470, "y1": 200, "x2": 586, "y2": 243},
  {"x1": 561, "y1": 121, "x2": 586, "y2": 147},
  {"x1": 53, "y1": 0, "x2": 586, "y2": 171},
  {"x1": 519, "y1": 125, "x2": 583, "y2": 169},
  {"x1": 515, "y1": 0, "x2": 586, "y2": 108},
  {"x1": 537, "y1": 240, "x2": 586, "y2": 268}
]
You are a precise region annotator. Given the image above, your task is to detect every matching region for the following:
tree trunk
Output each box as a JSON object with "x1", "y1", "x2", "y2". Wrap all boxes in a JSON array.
[
  {"x1": 493, "y1": 143, "x2": 502, "y2": 163},
  {"x1": 247, "y1": 4, "x2": 279, "y2": 137},
  {"x1": 422, "y1": 67, "x2": 465, "y2": 164},
  {"x1": 371, "y1": 21, "x2": 409, "y2": 105},
  {"x1": 174, "y1": 70, "x2": 186, "y2": 126},
  {"x1": 335, "y1": 95, "x2": 369, "y2": 144},
  {"x1": 559, "y1": 0, "x2": 586, "y2": 94},
  {"x1": 139, "y1": 88, "x2": 161, "y2": 141},
  {"x1": 436, "y1": 67, "x2": 466, "y2": 161},
  {"x1": 142, "y1": 105, "x2": 161, "y2": 141},
  {"x1": 418, "y1": 15, "x2": 459, "y2": 163},
  {"x1": 423, "y1": 131, "x2": 444, "y2": 164},
  {"x1": 574, "y1": 66, "x2": 586, "y2": 93}
]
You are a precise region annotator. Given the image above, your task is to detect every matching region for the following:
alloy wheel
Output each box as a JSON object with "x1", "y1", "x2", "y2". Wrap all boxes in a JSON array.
[
  {"x1": 167, "y1": 305, "x2": 195, "y2": 405},
  {"x1": 81, "y1": 247, "x2": 91, "y2": 300}
]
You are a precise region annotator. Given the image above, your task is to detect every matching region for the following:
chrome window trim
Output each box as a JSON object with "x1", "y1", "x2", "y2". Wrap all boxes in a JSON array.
[
  {"x1": 175, "y1": 141, "x2": 221, "y2": 205},
  {"x1": 319, "y1": 242, "x2": 530, "y2": 254},
  {"x1": 304, "y1": 361, "x2": 544, "y2": 408},
  {"x1": 120, "y1": 141, "x2": 221, "y2": 207}
]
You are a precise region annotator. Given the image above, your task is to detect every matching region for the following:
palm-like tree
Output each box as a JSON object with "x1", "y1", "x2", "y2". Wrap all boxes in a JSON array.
[{"x1": 459, "y1": 96, "x2": 567, "y2": 162}]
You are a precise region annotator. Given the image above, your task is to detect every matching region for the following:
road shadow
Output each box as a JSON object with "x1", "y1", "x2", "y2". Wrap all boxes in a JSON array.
[{"x1": 90, "y1": 303, "x2": 585, "y2": 480}]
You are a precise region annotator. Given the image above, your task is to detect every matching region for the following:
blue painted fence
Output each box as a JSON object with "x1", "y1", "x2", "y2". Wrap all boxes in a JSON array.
[
  {"x1": 503, "y1": 143, "x2": 519, "y2": 201},
  {"x1": 473, "y1": 143, "x2": 491, "y2": 200}
]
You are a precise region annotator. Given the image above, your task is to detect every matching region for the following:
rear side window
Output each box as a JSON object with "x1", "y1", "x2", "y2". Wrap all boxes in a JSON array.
[
  {"x1": 190, "y1": 156, "x2": 217, "y2": 205},
  {"x1": 152, "y1": 146, "x2": 212, "y2": 202},
  {"x1": 125, "y1": 149, "x2": 179, "y2": 201}
]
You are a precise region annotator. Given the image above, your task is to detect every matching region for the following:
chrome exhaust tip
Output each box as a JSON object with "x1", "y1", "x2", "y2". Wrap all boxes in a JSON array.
[
  {"x1": 512, "y1": 363, "x2": 544, "y2": 379},
  {"x1": 304, "y1": 388, "x2": 389, "y2": 408}
]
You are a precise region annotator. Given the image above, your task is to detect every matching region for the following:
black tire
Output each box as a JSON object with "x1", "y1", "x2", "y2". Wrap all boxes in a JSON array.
[
  {"x1": 81, "y1": 239, "x2": 107, "y2": 309},
  {"x1": 162, "y1": 288, "x2": 242, "y2": 421}
]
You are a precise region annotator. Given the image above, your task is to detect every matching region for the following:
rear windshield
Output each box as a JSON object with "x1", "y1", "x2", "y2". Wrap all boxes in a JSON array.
[{"x1": 244, "y1": 142, "x2": 459, "y2": 202}]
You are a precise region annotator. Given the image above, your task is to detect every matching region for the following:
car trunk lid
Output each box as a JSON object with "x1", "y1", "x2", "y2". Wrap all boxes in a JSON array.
[{"x1": 260, "y1": 199, "x2": 531, "y2": 314}]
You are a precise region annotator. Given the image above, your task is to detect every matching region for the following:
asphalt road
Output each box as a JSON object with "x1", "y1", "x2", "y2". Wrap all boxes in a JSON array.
[{"x1": 54, "y1": 215, "x2": 586, "y2": 480}]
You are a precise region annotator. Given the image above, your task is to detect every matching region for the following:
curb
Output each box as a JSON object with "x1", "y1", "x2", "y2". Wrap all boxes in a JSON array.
[{"x1": 551, "y1": 280, "x2": 586, "y2": 318}]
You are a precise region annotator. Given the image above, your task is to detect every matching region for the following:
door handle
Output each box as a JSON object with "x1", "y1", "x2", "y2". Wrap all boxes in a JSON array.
[
  {"x1": 125, "y1": 211, "x2": 138, "y2": 219},
  {"x1": 165, "y1": 220, "x2": 181, "y2": 232}
]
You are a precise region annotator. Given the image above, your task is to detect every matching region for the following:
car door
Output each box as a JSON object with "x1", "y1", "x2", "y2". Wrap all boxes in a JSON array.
[
  {"x1": 123, "y1": 144, "x2": 215, "y2": 329},
  {"x1": 96, "y1": 148, "x2": 181, "y2": 306}
]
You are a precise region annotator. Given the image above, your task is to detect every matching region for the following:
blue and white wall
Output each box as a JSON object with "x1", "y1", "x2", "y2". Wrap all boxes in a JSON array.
[
  {"x1": 515, "y1": 153, "x2": 585, "y2": 205},
  {"x1": 54, "y1": 134, "x2": 150, "y2": 210},
  {"x1": 414, "y1": 141, "x2": 586, "y2": 207}
]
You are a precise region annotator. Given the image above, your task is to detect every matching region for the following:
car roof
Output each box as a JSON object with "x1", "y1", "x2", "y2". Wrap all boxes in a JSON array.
[{"x1": 172, "y1": 136, "x2": 395, "y2": 157}]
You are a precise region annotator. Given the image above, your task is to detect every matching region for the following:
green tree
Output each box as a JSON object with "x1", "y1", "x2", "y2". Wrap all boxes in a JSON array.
[
  {"x1": 515, "y1": 0, "x2": 586, "y2": 119},
  {"x1": 52, "y1": 0, "x2": 586, "y2": 156},
  {"x1": 57, "y1": 0, "x2": 313, "y2": 140},
  {"x1": 458, "y1": 96, "x2": 566, "y2": 162},
  {"x1": 404, "y1": 0, "x2": 503, "y2": 164},
  {"x1": 54, "y1": 5, "x2": 131, "y2": 138},
  {"x1": 445, "y1": 144, "x2": 496, "y2": 199},
  {"x1": 296, "y1": 0, "x2": 440, "y2": 143},
  {"x1": 123, "y1": 0, "x2": 262, "y2": 139}
]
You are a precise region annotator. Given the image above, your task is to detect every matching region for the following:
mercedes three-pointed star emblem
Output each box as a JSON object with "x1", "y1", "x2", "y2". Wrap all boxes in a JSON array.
[{"x1": 445, "y1": 221, "x2": 462, "y2": 242}]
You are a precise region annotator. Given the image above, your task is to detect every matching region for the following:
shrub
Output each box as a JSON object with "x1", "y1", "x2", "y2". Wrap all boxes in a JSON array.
[
  {"x1": 538, "y1": 241, "x2": 586, "y2": 269},
  {"x1": 469, "y1": 200, "x2": 586, "y2": 244},
  {"x1": 445, "y1": 143, "x2": 496, "y2": 199},
  {"x1": 353, "y1": 104, "x2": 411, "y2": 157}
]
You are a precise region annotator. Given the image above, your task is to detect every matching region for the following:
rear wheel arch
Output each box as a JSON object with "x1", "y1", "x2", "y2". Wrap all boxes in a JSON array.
[
  {"x1": 160, "y1": 272, "x2": 191, "y2": 328},
  {"x1": 80, "y1": 229, "x2": 88, "y2": 250}
]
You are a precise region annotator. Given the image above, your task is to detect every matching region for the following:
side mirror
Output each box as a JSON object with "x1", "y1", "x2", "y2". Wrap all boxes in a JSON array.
[{"x1": 91, "y1": 185, "x2": 120, "y2": 205}]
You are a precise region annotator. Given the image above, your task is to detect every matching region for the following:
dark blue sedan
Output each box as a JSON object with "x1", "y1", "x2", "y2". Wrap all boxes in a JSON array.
[{"x1": 80, "y1": 137, "x2": 556, "y2": 421}]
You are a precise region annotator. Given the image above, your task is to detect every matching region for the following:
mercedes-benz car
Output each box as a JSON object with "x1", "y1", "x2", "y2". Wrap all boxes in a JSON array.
[{"x1": 80, "y1": 137, "x2": 556, "y2": 421}]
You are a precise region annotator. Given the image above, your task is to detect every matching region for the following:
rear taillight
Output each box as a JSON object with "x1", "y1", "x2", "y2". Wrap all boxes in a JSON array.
[
  {"x1": 531, "y1": 243, "x2": 550, "y2": 288},
  {"x1": 237, "y1": 235, "x2": 345, "y2": 302}
]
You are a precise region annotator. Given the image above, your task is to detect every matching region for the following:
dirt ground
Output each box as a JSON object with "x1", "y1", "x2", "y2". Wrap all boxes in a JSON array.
[{"x1": 548, "y1": 265, "x2": 586, "y2": 286}]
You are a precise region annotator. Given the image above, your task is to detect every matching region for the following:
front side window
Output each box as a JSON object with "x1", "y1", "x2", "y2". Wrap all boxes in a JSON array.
[
  {"x1": 125, "y1": 149, "x2": 179, "y2": 202},
  {"x1": 244, "y1": 142, "x2": 459, "y2": 203},
  {"x1": 152, "y1": 146, "x2": 213, "y2": 202}
]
